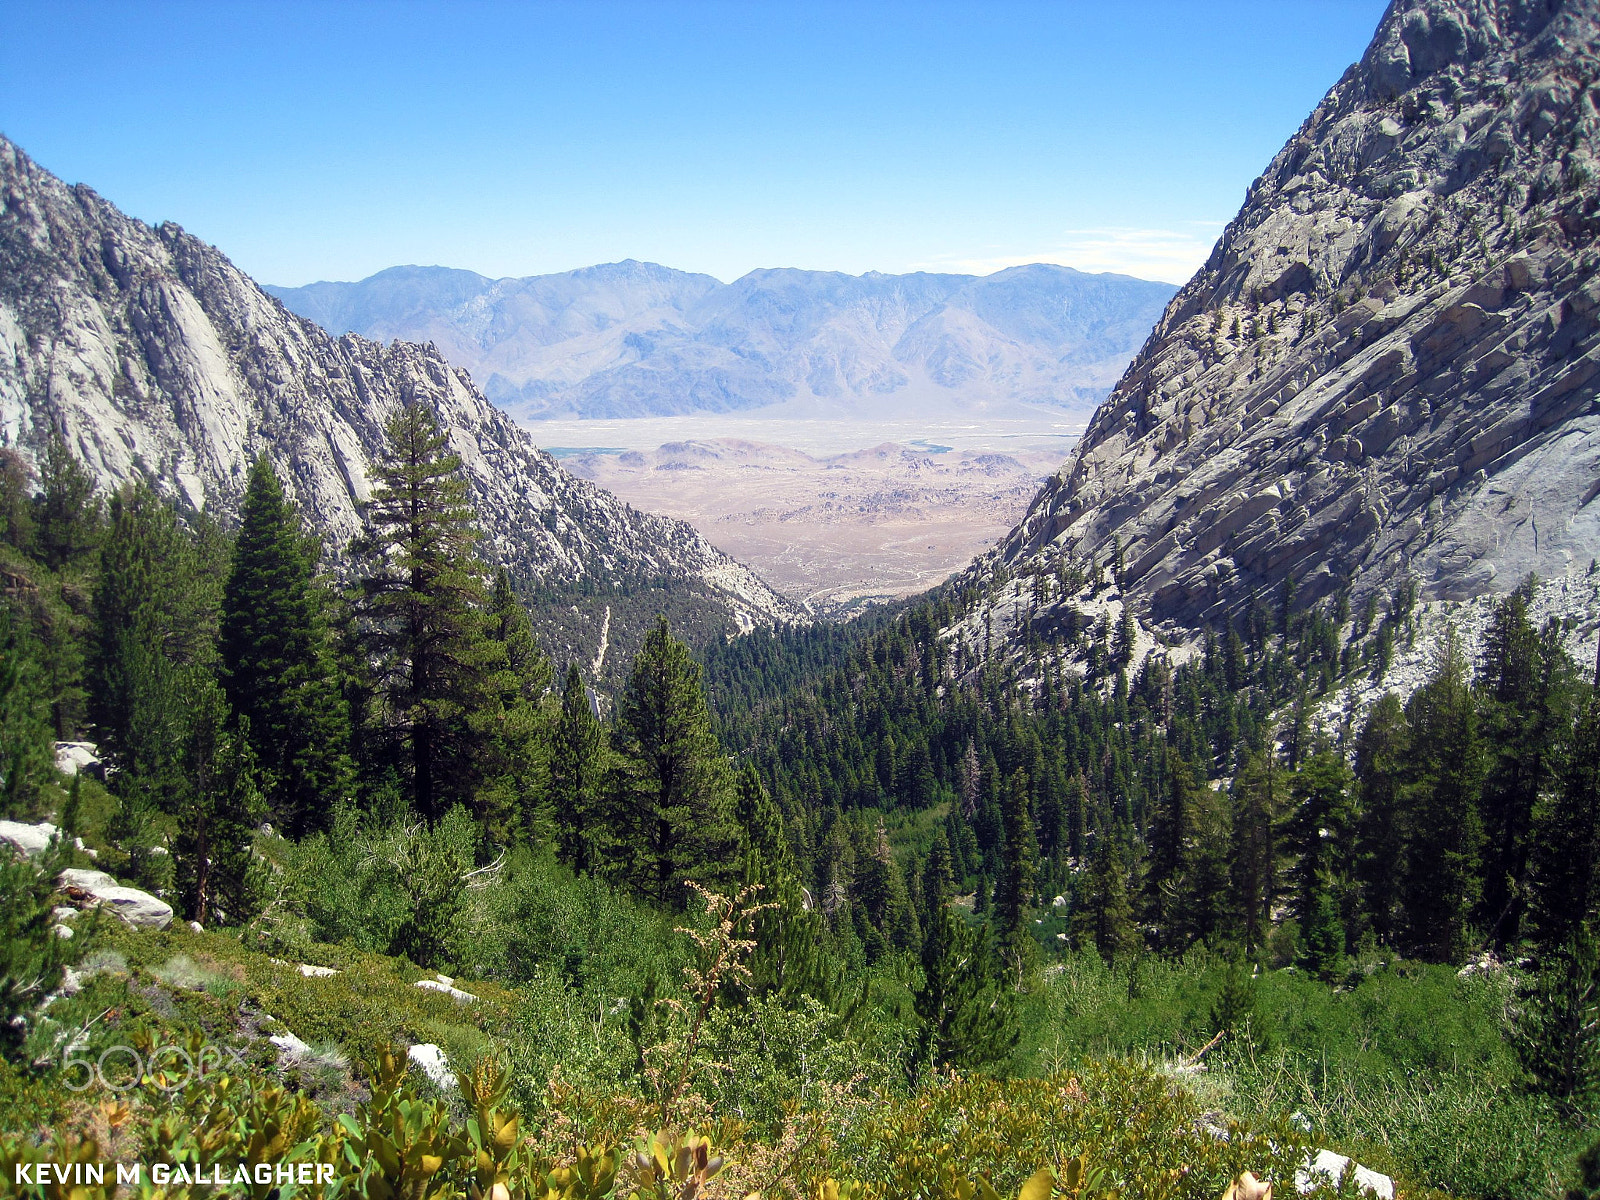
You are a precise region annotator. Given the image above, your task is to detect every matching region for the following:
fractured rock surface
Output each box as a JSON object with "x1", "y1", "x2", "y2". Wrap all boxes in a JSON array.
[
  {"x1": 1004, "y1": 0, "x2": 1600, "y2": 631},
  {"x1": 0, "y1": 137, "x2": 803, "y2": 630}
]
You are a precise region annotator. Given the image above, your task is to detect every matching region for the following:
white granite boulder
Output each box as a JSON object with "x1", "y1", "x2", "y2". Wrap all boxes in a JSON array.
[
  {"x1": 1296, "y1": 1149, "x2": 1394, "y2": 1199},
  {"x1": 58, "y1": 867, "x2": 173, "y2": 930},
  {"x1": 0, "y1": 820, "x2": 61, "y2": 858},
  {"x1": 54, "y1": 741, "x2": 103, "y2": 778},
  {"x1": 408, "y1": 1043, "x2": 456, "y2": 1089},
  {"x1": 414, "y1": 977, "x2": 477, "y2": 1003}
]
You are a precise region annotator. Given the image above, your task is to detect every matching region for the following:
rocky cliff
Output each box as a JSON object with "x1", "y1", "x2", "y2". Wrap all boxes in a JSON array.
[
  {"x1": 0, "y1": 137, "x2": 804, "y2": 630},
  {"x1": 267, "y1": 262, "x2": 1176, "y2": 422},
  {"x1": 1002, "y1": 0, "x2": 1600, "y2": 632}
]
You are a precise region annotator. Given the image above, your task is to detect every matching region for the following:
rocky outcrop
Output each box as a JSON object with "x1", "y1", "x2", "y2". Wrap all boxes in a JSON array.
[
  {"x1": 414, "y1": 975, "x2": 477, "y2": 1004},
  {"x1": 58, "y1": 866, "x2": 173, "y2": 930},
  {"x1": 407, "y1": 1043, "x2": 456, "y2": 1089},
  {"x1": 0, "y1": 819, "x2": 61, "y2": 858},
  {"x1": 0, "y1": 137, "x2": 803, "y2": 629},
  {"x1": 267, "y1": 262, "x2": 1177, "y2": 422},
  {"x1": 54, "y1": 741, "x2": 102, "y2": 779},
  {"x1": 1002, "y1": 0, "x2": 1600, "y2": 632}
]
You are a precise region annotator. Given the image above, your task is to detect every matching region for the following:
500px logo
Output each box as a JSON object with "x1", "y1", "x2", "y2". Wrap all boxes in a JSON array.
[{"x1": 60, "y1": 1040, "x2": 250, "y2": 1092}]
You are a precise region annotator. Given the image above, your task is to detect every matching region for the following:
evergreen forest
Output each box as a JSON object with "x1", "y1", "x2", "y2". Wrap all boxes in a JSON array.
[{"x1": 2, "y1": 406, "x2": 1598, "y2": 1200}]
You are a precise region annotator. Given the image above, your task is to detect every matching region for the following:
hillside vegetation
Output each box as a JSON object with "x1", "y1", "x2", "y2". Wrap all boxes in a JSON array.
[{"x1": 2, "y1": 408, "x2": 1599, "y2": 1199}]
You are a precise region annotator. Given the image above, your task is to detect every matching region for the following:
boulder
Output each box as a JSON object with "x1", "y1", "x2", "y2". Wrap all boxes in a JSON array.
[
  {"x1": 53, "y1": 923, "x2": 73, "y2": 940},
  {"x1": 58, "y1": 869, "x2": 173, "y2": 930},
  {"x1": 414, "y1": 978, "x2": 477, "y2": 1004},
  {"x1": 297, "y1": 963, "x2": 339, "y2": 978},
  {"x1": 59, "y1": 867, "x2": 118, "y2": 891},
  {"x1": 0, "y1": 820, "x2": 61, "y2": 858},
  {"x1": 1296, "y1": 1149, "x2": 1394, "y2": 1199},
  {"x1": 188, "y1": 920, "x2": 205, "y2": 934},
  {"x1": 53, "y1": 741, "x2": 103, "y2": 778},
  {"x1": 407, "y1": 1043, "x2": 456, "y2": 1090},
  {"x1": 268, "y1": 1031, "x2": 310, "y2": 1060}
]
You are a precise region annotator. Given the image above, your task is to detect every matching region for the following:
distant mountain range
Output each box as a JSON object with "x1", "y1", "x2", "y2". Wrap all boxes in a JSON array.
[{"x1": 265, "y1": 261, "x2": 1177, "y2": 422}]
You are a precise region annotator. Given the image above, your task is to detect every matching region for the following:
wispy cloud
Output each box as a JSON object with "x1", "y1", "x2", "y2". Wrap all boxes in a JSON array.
[{"x1": 912, "y1": 223, "x2": 1225, "y2": 285}]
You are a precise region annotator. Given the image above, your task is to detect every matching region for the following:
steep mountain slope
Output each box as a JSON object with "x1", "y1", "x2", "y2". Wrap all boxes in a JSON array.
[
  {"x1": 0, "y1": 136, "x2": 803, "y2": 633},
  {"x1": 266, "y1": 262, "x2": 1176, "y2": 421},
  {"x1": 1002, "y1": 0, "x2": 1600, "y2": 632}
]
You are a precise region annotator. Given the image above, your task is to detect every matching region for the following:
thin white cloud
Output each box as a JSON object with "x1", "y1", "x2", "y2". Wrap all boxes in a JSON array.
[{"x1": 912, "y1": 223, "x2": 1226, "y2": 285}]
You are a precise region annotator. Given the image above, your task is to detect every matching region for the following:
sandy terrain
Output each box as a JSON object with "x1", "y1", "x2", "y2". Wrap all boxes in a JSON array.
[{"x1": 557, "y1": 435, "x2": 1068, "y2": 614}]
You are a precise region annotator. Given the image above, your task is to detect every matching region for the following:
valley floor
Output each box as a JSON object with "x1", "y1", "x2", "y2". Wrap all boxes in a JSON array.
[{"x1": 537, "y1": 415, "x2": 1077, "y2": 614}]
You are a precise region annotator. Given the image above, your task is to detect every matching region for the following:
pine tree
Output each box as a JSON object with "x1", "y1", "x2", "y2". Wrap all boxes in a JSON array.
[
  {"x1": 1528, "y1": 647, "x2": 1600, "y2": 954},
  {"x1": 91, "y1": 481, "x2": 221, "y2": 772},
  {"x1": 922, "y1": 826, "x2": 956, "y2": 930},
  {"x1": 1518, "y1": 921, "x2": 1600, "y2": 1115},
  {"x1": 1477, "y1": 594, "x2": 1574, "y2": 948},
  {"x1": 1072, "y1": 839, "x2": 1137, "y2": 961},
  {"x1": 0, "y1": 450, "x2": 35, "y2": 555},
  {"x1": 219, "y1": 456, "x2": 353, "y2": 836},
  {"x1": 1297, "y1": 872, "x2": 1347, "y2": 980},
  {"x1": 1210, "y1": 955, "x2": 1259, "y2": 1043},
  {"x1": 1147, "y1": 748, "x2": 1205, "y2": 948},
  {"x1": 1228, "y1": 753, "x2": 1279, "y2": 951},
  {"x1": 611, "y1": 616, "x2": 740, "y2": 905},
  {"x1": 476, "y1": 568, "x2": 556, "y2": 844},
  {"x1": 551, "y1": 664, "x2": 607, "y2": 872},
  {"x1": 1353, "y1": 694, "x2": 1409, "y2": 946},
  {"x1": 913, "y1": 906, "x2": 1018, "y2": 1076},
  {"x1": 0, "y1": 610, "x2": 52, "y2": 819},
  {"x1": 92, "y1": 483, "x2": 225, "y2": 887},
  {"x1": 1286, "y1": 750, "x2": 1357, "y2": 943},
  {"x1": 352, "y1": 403, "x2": 494, "y2": 821},
  {"x1": 734, "y1": 762, "x2": 792, "y2": 879},
  {"x1": 994, "y1": 769, "x2": 1038, "y2": 981},
  {"x1": 33, "y1": 432, "x2": 103, "y2": 573},
  {"x1": 173, "y1": 682, "x2": 264, "y2": 925},
  {"x1": 1401, "y1": 632, "x2": 1487, "y2": 962},
  {"x1": 0, "y1": 838, "x2": 73, "y2": 1053}
]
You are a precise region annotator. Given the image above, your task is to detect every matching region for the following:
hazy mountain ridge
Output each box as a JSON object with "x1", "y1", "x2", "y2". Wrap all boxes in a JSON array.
[
  {"x1": 0, "y1": 137, "x2": 804, "y2": 630},
  {"x1": 998, "y1": 0, "x2": 1600, "y2": 632},
  {"x1": 267, "y1": 261, "x2": 1177, "y2": 421}
]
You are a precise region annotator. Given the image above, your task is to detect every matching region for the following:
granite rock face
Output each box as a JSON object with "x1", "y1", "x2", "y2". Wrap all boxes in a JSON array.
[
  {"x1": 0, "y1": 138, "x2": 803, "y2": 629},
  {"x1": 1003, "y1": 0, "x2": 1600, "y2": 632}
]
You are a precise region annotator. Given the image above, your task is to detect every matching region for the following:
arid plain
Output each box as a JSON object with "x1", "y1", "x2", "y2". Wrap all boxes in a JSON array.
[{"x1": 540, "y1": 416, "x2": 1077, "y2": 614}]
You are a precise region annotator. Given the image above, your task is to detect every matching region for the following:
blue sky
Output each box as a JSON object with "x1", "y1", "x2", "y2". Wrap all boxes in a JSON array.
[{"x1": 1, "y1": 1, "x2": 1388, "y2": 287}]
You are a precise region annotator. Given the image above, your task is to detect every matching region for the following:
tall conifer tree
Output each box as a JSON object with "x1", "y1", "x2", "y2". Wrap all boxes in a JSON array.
[
  {"x1": 476, "y1": 568, "x2": 556, "y2": 843},
  {"x1": 0, "y1": 611, "x2": 52, "y2": 818},
  {"x1": 92, "y1": 481, "x2": 226, "y2": 877},
  {"x1": 994, "y1": 769, "x2": 1038, "y2": 980},
  {"x1": 353, "y1": 403, "x2": 493, "y2": 821},
  {"x1": 34, "y1": 432, "x2": 103, "y2": 573},
  {"x1": 173, "y1": 681, "x2": 263, "y2": 925},
  {"x1": 551, "y1": 663, "x2": 607, "y2": 871},
  {"x1": 1477, "y1": 594, "x2": 1574, "y2": 947},
  {"x1": 1401, "y1": 633, "x2": 1486, "y2": 962},
  {"x1": 1353, "y1": 694, "x2": 1409, "y2": 946},
  {"x1": 1228, "y1": 753, "x2": 1278, "y2": 951},
  {"x1": 914, "y1": 907, "x2": 1018, "y2": 1076},
  {"x1": 1073, "y1": 839, "x2": 1137, "y2": 961},
  {"x1": 611, "y1": 616, "x2": 740, "y2": 905},
  {"x1": 1528, "y1": 647, "x2": 1600, "y2": 954},
  {"x1": 220, "y1": 457, "x2": 352, "y2": 836}
]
